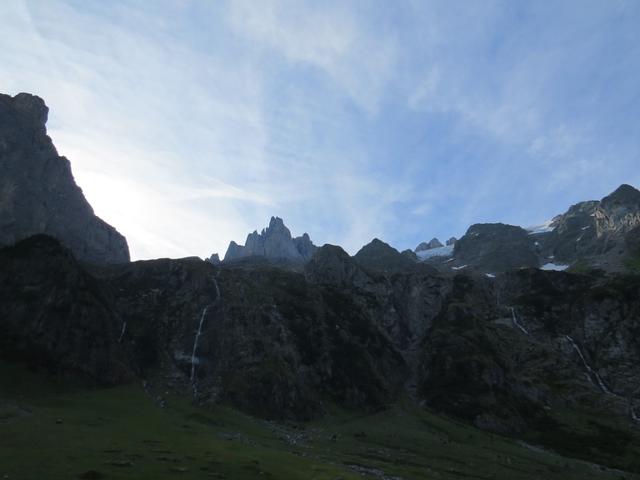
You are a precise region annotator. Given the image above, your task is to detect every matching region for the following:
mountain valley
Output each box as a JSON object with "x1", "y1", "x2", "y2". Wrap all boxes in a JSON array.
[{"x1": 2, "y1": 93, "x2": 640, "y2": 479}]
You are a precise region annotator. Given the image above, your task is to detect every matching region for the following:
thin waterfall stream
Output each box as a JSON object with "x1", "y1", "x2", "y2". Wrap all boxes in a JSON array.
[
  {"x1": 510, "y1": 307, "x2": 529, "y2": 335},
  {"x1": 190, "y1": 274, "x2": 221, "y2": 384},
  {"x1": 564, "y1": 335, "x2": 612, "y2": 395},
  {"x1": 118, "y1": 321, "x2": 127, "y2": 343}
]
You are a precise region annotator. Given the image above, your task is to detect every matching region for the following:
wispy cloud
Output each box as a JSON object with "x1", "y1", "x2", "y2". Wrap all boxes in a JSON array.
[{"x1": 228, "y1": 0, "x2": 398, "y2": 113}]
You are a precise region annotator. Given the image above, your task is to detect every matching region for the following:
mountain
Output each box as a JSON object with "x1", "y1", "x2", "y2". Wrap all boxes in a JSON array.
[
  {"x1": 222, "y1": 216, "x2": 317, "y2": 264},
  {"x1": 415, "y1": 237, "x2": 443, "y2": 252},
  {"x1": 354, "y1": 238, "x2": 420, "y2": 272},
  {"x1": 304, "y1": 244, "x2": 369, "y2": 288},
  {"x1": 419, "y1": 184, "x2": 640, "y2": 274},
  {"x1": 539, "y1": 184, "x2": 640, "y2": 271},
  {"x1": 0, "y1": 93, "x2": 129, "y2": 264},
  {"x1": 451, "y1": 223, "x2": 539, "y2": 273}
]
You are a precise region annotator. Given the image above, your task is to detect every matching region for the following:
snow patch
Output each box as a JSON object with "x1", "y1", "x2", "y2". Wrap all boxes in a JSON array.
[
  {"x1": 526, "y1": 219, "x2": 554, "y2": 235},
  {"x1": 541, "y1": 263, "x2": 569, "y2": 271},
  {"x1": 485, "y1": 273, "x2": 496, "y2": 278},
  {"x1": 416, "y1": 244, "x2": 453, "y2": 260},
  {"x1": 452, "y1": 265, "x2": 467, "y2": 270}
]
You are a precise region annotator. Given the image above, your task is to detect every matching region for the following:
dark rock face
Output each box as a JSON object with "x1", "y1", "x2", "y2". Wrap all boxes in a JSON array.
[
  {"x1": 3, "y1": 233, "x2": 640, "y2": 466},
  {"x1": 418, "y1": 268, "x2": 640, "y2": 437},
  {"x1": 541, "y1": 185, "x2": 640, "y2": 271},
  {"x1": 210, "y1": 267, "x2": 407, "y2": 418},
  {"x1": 305, "y1": 244, "x2": 370, "y2": 288},
  {"x1": 223, "y1": 217, "x2": 317, "y2": 263},
  {"x1": 354, "y1": 238, "x2": 418, "y2": 272},
  {"x1": 452, "y1": 223, "x2": 539, "y2": 273},
  {"x1": 446, "y1": 237, "x2": 457, "y2": 246},
  {"x1": 626, "y1": 225, "x2": 640, "y2": 256},
  {"x1": 0, "y1": 235, "x2": 407, "y2": 419},
  {"x1": 293, "y1": 232, "x2": 316, "y2": 260},
  {"x1": 0, "y1": 235, "x2": 129, "y2": 384},
  {"x1": 400, "y1": 248, "x2": 419, "y2": 262},
  {"x1": 0, "y1": 93, "x2": 130, "y2": 265}
]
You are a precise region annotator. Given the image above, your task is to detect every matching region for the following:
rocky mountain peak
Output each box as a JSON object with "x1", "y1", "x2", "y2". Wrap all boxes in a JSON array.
[
  {"x1": 0, "y1": 92, "x2": 130, "y2": 264},
  {"x1": 222, "y1": 217, "x2": 317, "y2": 263},
  {"x1": 452, "y1": 223, "x2": 538, "y2": 273},
  {"x1": 3, "y1": 93, "x2": 49, "y2": 135},
  {"x1": 601, "y1": 184, "x2": 640, "y2": 208},
  {"x1": 415, "y1": 237, "x2": 444, "y2": 252},
  {"x1": 355, "y1": 238, "x2": 417, "y2": 272},
  {"x1": 267, "y1": 215, "x2": 288, "y2": 232}
]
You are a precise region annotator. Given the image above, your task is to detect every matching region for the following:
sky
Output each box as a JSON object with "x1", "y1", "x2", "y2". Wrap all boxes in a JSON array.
[{"x1": 1, "y1": 0, "x2": 639, "y2": 260}]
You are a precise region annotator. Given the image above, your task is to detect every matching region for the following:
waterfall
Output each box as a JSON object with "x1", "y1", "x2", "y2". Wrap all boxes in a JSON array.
[
  {"x1": 510, "y1": 307, "x2": 529, "y2": 335},
  {"x1": 190, "y1": 305, "x2": 210, "y2": 381},
  {"x1": 565, "y1": 335, "x2": 612, "y2": 394},
  {"x1": 190, "y1": 275, "x2": 221, "y2": 383},
  {"x1": 118, "y1": 321, "x2": 127, "y2": 343}
]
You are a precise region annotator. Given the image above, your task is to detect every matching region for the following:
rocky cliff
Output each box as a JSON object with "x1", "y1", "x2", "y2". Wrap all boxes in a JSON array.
[
  {"x1": 222, "y1": 216, "x2": 317, "y2": 264},
  {"x1": 3, "y1": 231, "x2": 640, "y2": 470},
  {"x1": 541, "y1": 184, "x2": 640, "y2": 271},
  {"x1": 451, "y1": 223, "x2": 539, "y2": 273},
  {"x1": 419, "y1": 185, "x2": 640, "y2": 274},
  {"x1": 415, "y1": 237, "x2": 443, "y2": 252},
  {"x1": 0, "y1": 93, "x2": 129, "y2": 264}
]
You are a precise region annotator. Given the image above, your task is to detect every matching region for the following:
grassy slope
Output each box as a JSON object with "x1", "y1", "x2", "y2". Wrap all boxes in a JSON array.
[{"x1": 0, "y1": 362, "x2": 637, "y2": 480}]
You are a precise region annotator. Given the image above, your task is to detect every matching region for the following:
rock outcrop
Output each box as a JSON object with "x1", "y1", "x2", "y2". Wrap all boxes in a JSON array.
[
  {"x1": 223, "y1": 216, "x2": 317, "y2": 263},
  {"x1": 420, "y1": 185, "x2": 640, "y2": 274},
  {"x1": 305, "y1": 244, "x2": 370, "y2": 288},
  {"x1": 415, "y1": 238, "x2": 443, "y2": 252},
  {"x1": 452, "y1": 223, "x2": 539, "y2": 273},
  {"x1": 0, "y1": 235, "x2": 130, "y2": 383},
  {"x1": 354, "y1": 238, "x2": 418, "y2": 272},
  {"x1": 540, "y1": 184, "x2": 640, "y2": 271},
  {"x1": 0, "y1": 92, "x2": 130, "y2": 264}
]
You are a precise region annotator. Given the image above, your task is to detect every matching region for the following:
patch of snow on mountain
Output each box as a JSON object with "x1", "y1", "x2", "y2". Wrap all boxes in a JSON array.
[
  {"x1": 452, "y1": 265, "x2": 468, "y2": 270},
  {"x1": 485, "y1": 273, "x2": 496, "y2": 278},
  {"x1": 541, "y1": 263, "x2": 569, "y2": 271},
  {"x1": 416, "y1": 244, "x2": 454, "y2": 260},
  {"x1": 526, "y1": 219, "x2": 555, "y2": 235}
]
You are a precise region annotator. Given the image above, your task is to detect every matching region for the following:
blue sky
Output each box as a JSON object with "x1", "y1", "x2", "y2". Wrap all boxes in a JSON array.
[{"x1": 1, "y1": 0, "x2": 639, "y2": 259}]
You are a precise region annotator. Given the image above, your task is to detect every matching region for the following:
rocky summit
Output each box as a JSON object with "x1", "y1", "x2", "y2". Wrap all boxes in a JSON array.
[
  {"x1": 0, "y1": 93, "x2": 129, "y2": 265},
  {"x1": 415, "y1": 237, "x2": 444, "y2": 252},
  {"x1": 418, "y1": 184, "x2": 640, "y2": 275},
  {"x1": 222, "y1": 216, "x2": 317, "y2": 264}
]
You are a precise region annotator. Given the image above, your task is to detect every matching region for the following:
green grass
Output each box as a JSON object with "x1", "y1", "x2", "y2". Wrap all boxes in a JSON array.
[{"x1": 0, "y1": 362, "x2": 636, "y2": 480}]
